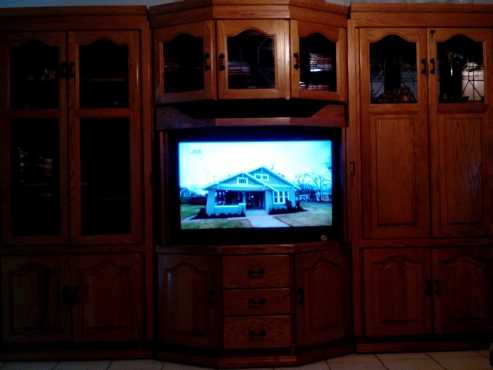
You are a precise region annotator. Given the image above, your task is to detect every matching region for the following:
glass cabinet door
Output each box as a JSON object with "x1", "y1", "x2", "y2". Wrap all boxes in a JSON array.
[
  {"x1": 68, "y1": 31, "x2": 142, "y2": 243},
  {"x1": 155, "y1": 21, "x2": 215, "y2": 103},
  {"x1": 428, "y1": 29, "x2": 492, "y2": 237},
  {"x1": 291, "y1": 21, "x2": 346, "y2": 101},
  {"x1": 216, "y1": 20, "x2": 289, "y2": 99},
  {"x1": 358, "y1": 29, "x2": 431, "y2": 239},
  {"x1": 0, "y1": 33, "x2": 68, "y2": 243}
]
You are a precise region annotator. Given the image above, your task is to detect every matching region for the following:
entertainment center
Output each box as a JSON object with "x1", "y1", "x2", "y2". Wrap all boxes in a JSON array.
[{"x1": 0, "y1": 0, "x2": 492, "y2": 367}]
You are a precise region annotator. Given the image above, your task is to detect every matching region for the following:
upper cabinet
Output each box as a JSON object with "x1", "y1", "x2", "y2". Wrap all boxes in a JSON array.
[
  {"x1": 150, "y1": 0, "x2": 348, "y2": 103},
  {"x1": 0, "y1": 27, "x2": 145, "y2": 245},
  {"x1": 350, "y1": 8, "x2": 493, "y2": 240}
]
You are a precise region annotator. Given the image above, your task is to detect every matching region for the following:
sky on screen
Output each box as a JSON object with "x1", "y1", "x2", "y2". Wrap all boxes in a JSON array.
[{"x1": 179, "y1": 140, "x2": 332, "y2": 191}]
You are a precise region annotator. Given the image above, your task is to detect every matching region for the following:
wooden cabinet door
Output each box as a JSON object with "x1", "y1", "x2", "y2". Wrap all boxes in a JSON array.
[
  {"x1": 432, "y1": 248, "x2": 493, "y2": 334},
  {"x1": 290, "y1": 21, "x2": 346, "y2": 102},
  {"x1": 154, "y1": 21, "x2": 216, "y2": 103},
  {"x1": 1, "y1": 256, "x2": 70, "y2": 343},
  {"x1": 158, "y1": 255, "x2": 220, "y2": 348},
  {"x1": 67, "y1": 31, "x2": 143, "y2": 244},
  {"x1": 216, "y1": 20, "x2": 289, "y2": 99},
  {"x1": 0, "y1": 32, "x2": 69, "y2": 245},
  {"x1": 429, "y1": 29, "x2": 493, "y2": 237},
  {"x1": 295, "y1": 248, "x2": 351, "y2": 345},
  {"x1": 70, "y1": 254, "x2": 143, "y2": 342},
  {"x1": 359, "y1": 29, "x2": 430, "y2": 239},
  {"x1": 363, "y1": 248, "x2": 432, "y2": 337}
]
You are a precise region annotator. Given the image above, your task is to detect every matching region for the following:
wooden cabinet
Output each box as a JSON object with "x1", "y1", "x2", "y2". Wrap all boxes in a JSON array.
[
  {"x1": 71, "y1": 254, "x2": 143, "y2": 342},
  {"x1": 216, "y1": 20, "x2": 289, "y2": 99},
  {"x1": 291, "y1": 21, "x2": 347, "y2": 101},
  {"x1": 156, "y1": 244, "x2": 352, "y2": 366},
  {"x1": 154, "y1": 21, "x2": 216, "y2": 103},
  {"x1": 295, "y1": 249, "x2": 351, "y2": 346},
  {"x1": 358, "y1": 28, "x2": 430, "y2": 239},
  {"x1": 150, "y1": 0, "x2": 348, "y2": 103},
  {"x1": 429, "y1": 29, "x2": 493, "y2": 237},
  {"x1": 362, "y1": 246, "x2": 493, "y2": 338},
  {"x1": 432, "y1": 248, "x2": 493, "y2": 335},
  {"x1": 1, "y1": 254, "x2": 143, "y2": 344},
  {"x1": 1, "y1": 256, "x2": 70, "y2": 343},
  {"x1": 158, "y1": 255, "x2": 220, "y2": 348},
  {"x1": 353, "y1": 23, "x2": 493, "y2": 240},
  {"x1": 0, "y1": 29, "x2": 145, "y2": 245},
  {"x1": 363, "y1": 248, "x2": 432, "y2": 337}
]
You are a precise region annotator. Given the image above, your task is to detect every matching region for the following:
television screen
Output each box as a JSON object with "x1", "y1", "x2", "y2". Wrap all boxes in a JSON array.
[{"x1": 178, "y1": 139, "x2": 333, "y2": 231}]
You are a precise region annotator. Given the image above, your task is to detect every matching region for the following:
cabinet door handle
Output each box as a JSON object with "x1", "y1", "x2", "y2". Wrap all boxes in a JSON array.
[
  {"x1": 293, "y1": 52, "x2": 300, "y2": 70},
  {"x1": 349, "y1": 161, "x2": 356, "y2": 177},
  {"x1": 204, "y1": 52, "x2": 211, "y2": 71},
  {"x1": 248, "y1": 297, "x2": 267, "y2": 306},
  {"x1": 430, "y1": 58, "x2": 436, "y2": 74},
  {"x1": 421, "y1": 58, "x2": 427, "y2": 74},
  {"x1": 248, "y1": 267, "x2": 264, "y2": 279},
  {"x1": 297, "y1": 288, "x2": 304, "y2": 304},
  {"x1": 208, "y1": 289, "x2": 216, "y2": 306},
  {"x1": 218, "y1": 53, "x2": 225, "y2": 71}
]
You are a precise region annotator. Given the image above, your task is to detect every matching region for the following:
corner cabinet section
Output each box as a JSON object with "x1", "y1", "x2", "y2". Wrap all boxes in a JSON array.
[
  {"x1": 158, "y1": 254, "x2": 220, "y2": 348},
  {"x1": 149, "y1": 0, "x2": 349, "y2": 103},
  {"x1": 295, "y1": 248, "x2": 351, "y2": 346},
  {"x1": 1, "y1": 254, "x2": 144, "y2": 343}
]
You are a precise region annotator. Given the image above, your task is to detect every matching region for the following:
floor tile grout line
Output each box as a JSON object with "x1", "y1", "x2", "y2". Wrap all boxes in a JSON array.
[
  {"x1": 375, "y1": 354, "x2": 391, "y2": 370},
  {"x1": 425, "y1": 353, "x2": 447, "y2": 370}
]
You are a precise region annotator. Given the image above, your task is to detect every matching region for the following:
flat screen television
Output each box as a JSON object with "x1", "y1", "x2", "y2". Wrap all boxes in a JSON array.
[{"x1": 164, "y1": 126, "x2": 341, "y2": 244}]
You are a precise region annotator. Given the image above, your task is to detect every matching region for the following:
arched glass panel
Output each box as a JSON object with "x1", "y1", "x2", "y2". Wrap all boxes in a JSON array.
[
  {"x1": 437, "y1": 35, "x2": 484, "y2": 103},
  {"x1": 299, "y1": 33, "x2": 337, "y2": 92},
  {"x1": 79, "y1": 39, "x2": 129, "y2": 108},
  {"x1": 227, "y1": 29, "x2": 275, "y2": 89},
  {"x1": 10, "y1": 40, "x2": 59, "y2": 109},
  {"x1": 163, "y1": 33, "x2": 204, "y2": 93},
  {"x1": 370, "y1": 35, "x2": 417, "y2": 104}
]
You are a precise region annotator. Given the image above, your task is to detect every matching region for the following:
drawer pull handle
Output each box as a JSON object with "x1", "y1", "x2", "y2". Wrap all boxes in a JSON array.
[
  {"x1": 248, "y1": 297, "x2": 267, "y2": 306},
  {"x1": 249, "y1": 329, "x2": 267, "y2": 338},
  {"x1": 248, "y1": 267, "x2": 265, "y2": 279}
]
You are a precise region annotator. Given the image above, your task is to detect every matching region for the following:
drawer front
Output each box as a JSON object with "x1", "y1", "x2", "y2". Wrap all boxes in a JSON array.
[
  {"x1": 224, "y1": 289, "x2": 291, "y2": 316},
  {"x1": 223, "y1": 316, "x2": 291, "y2": 348},
  {"x1": 223, "y1": 255, "x2": 290, "y2": 288}
]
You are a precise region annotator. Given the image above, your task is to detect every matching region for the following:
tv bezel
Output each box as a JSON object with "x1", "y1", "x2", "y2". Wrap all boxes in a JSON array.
[{"x1": 162, "y1": 126, "x2": 342, "y2": 245}]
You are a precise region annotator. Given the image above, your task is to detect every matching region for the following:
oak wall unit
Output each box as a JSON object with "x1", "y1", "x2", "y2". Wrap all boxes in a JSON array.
[
  {"x1": 347, "y1": 3, "x2": 493, "y2": 353},
  {"x1": 0, "y1": 7, "x2": 153, "y2": 359}
]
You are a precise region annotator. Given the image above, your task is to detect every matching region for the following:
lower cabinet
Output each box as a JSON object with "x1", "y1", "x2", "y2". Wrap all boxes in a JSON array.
[
  {"x1": 157, "y1": 244, "x2": 353, "y2": 365},
  {"x1": 158, "y1": 254, "x2": 220, "y2": 348},
  {"x1": 296, "y1": 249, "x2": 352, "y2": 346},
  {"x1": 362, "y1": 247, "x2": 493, "y2": 338},
  {"x1": 1, "y1": 256, "x2": 70, "y2": 343},
  {"x1": 1, "y1": 254, "x2": 143, "y2": 343}
]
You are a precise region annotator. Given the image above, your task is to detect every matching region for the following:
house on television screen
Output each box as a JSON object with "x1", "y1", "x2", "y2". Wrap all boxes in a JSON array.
[{"x1": 204, "y1": 167, "x2": 300, "y2": 216}]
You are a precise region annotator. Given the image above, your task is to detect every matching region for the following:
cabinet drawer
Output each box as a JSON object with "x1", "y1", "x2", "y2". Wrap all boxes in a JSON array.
[
  {"x1": 223, "y1": 255, "x2": 290, "y2": 288},
  {"x1": 224, "y1": 289, "x2": 291, "y2": 316},
  {"x1": 223, "y1": 316, "x2": 291, "y2": 348}
]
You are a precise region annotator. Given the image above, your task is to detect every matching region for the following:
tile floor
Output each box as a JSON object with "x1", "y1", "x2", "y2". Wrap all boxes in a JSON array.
[{"x1": 0, "y1": 351, "x2": 490, "y2": 370}]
